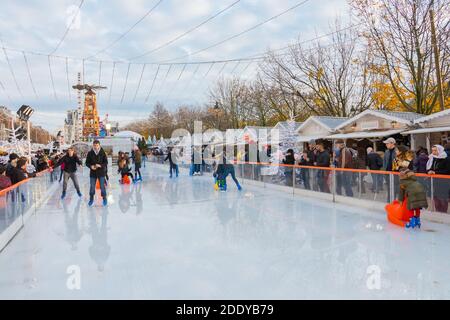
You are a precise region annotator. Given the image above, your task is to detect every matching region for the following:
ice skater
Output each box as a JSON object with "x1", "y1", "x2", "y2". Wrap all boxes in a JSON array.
[
  {"x1": 54, "y1": 146, "x2": 83, "y2": 199},
  {"x1": 213, "y1": 154, "x2": 242, "y2": 191},
  {"x1": 398, "y1": 168, "x2": 428, "y2": 229},
  {"x1": 164, "y1": 147, "x2": 179, "y2": 178},
  {"x1": 118, "y1": 157, "x2": 135, "y2": 184},
  {"x1": 133, "y1": 146, "x2": 143, "y2": 181},
  {"x1": 85, "y1": 140, "x2": 108, "y2": 206}
]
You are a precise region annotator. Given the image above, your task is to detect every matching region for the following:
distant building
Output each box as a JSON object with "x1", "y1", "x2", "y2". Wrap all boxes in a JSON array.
[{"x1": 64, "y1": 109, "x2": 82, "y2": 144}]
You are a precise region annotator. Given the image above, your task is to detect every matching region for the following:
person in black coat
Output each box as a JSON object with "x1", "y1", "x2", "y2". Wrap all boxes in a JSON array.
[
  {"x1": 5, "y1": 153, "x2": 19, "y2": 179},
  {"x1": 164, "y1": 147, "x2": 179, "y2": 178},
  {"x1": 9, "y1": 158, "x2": 30, "y2": 185},
  {"x1": 85, "y1": 140, "x2": 108, "y2": 206},
  {"x1": 366, "y1": 147, "x2": 383, "y2": 192},
  {"x1": 54, "y1": 147, "x2": 83, "y2": 199},
  {"x1": 314, "y1": 142, "x2": 330, "y2": 193},
  {"x1": 427, "y1": 145, "x2": 450, "y2": 213},
  {"x1": 282, "y1": 149, "x2": 296, "y2": 186}
]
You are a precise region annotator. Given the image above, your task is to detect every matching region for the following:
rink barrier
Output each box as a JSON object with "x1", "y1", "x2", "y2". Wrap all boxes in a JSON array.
[
  {"x1": 0, "y1": 168, "x2": 60, "y2": 252},
  {"x1": 148, "y1": 155, "x2": 450, "y2": 224}
]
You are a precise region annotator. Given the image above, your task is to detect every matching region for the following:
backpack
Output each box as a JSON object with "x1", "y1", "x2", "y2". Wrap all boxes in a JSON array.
[{"x1": 348, "y1": 148, "x2": 358, "y2": 169}]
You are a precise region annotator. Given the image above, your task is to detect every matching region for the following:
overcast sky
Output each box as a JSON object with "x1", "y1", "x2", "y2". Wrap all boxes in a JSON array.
[{"x1": 0, "y1": 0, "x2": 349, "y2": 132}]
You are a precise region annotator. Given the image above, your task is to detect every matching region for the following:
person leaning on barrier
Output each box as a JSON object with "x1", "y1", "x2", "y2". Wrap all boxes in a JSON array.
[
  {"x1": 427, "y1": 144, "x2": 450, "y2": 213},
  {"x1": 334, "y1": 139, "x2": 354, "y2": 197},
  {"x1": 282, "y1": 149, "x2": 296, "y2": 186},
  {"x1": 6, "y1": 153, "x2": 19, "y2": 179},
  {"x1": 392, "y1": 145, "x2": 414, "y2": 171},
  {"x1": 10, "y1": 158, "x2": 32, "y2": 184},
  {"x1": 314, "y1": 142, "x2": 331, "y2": 193},
  {"x1": 366, "y1": 147, "x2": 383, "y2": 193},
  {"x1": 0, "y1": 165, "x2": 12, "y2": 191}
]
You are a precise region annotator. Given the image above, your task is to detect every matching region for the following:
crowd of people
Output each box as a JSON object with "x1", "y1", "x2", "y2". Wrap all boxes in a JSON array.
[
  {"x1": 276, "y1": 138, "x2": 450, "y2": 213},
  {"x1": 0, "y1": 149, "x2": 65, "y2": 192}
]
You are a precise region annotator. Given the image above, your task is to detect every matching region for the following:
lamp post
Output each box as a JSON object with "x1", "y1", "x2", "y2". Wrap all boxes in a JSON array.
[
  {"x1": 105, "y1": 123, "x2": 112, "y2": 136},
  {"x1": 213, "y1": 101, "x2": 220, "y2": 130},
  {"x1": 16, "y1": 105, "x2": 34, "y2": 162}
]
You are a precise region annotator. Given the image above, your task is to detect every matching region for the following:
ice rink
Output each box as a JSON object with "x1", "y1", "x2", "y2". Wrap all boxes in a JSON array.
[{"x1": 0, "y1": 164, "x2": 449, "y2": 299}]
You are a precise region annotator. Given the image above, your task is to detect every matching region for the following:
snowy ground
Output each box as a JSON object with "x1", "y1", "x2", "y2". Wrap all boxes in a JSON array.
[{"x1": 0, "y1": 164, "x2": 449, "y2": 299}]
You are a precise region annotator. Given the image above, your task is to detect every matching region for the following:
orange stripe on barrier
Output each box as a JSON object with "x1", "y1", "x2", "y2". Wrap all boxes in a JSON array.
[
  {"x1": 0, "y1": 168, "x2": 52, "y2": 197},
  {"x1": 229, "y1": 160, "x2": 450, "y2": 179}
]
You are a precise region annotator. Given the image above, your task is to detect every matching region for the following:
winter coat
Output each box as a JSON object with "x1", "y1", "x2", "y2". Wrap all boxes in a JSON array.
[
  {"x1": 336, "y1": 148, "x2": 353, "y2": 169},
  {"x1": 56, "y1": 154, "x2": 82, "y2": 173},
  {"x1": 383, "y1": 148, "x2": 396, "y2": 171},
  {"x1": 315, "y1": 150, "x2": 330, "y2": 168},
  {"x1": 0, "y1": 175, "x2": 12, "y2": 190},
  {"x1": 9, "y1": 167, "x2": 28, "y2": 185},
  {"x1": 366, "y1": 152, "x2": 383, "y2": 170},
  {"x1": 6, "y1": 162, "x2": 16, "y2": 178},
  {"x1": 392, "y1": 151, "x2": 414, "y2": 172},
  {"x1": 134, "y1": 150, "x2": 142, "y2": 164},
  {"x1": 85, "y1": 148, "x2": 108, "y2": 178},
  {"x1": 428, "y1": 157, "x2": 450, "y2": 198},
  {"x1": 399, "y1": 173, "x2": 428, "y2": 210},
  {"x1": 413, "y1": 153, "x2": 429, "y2": 174}
]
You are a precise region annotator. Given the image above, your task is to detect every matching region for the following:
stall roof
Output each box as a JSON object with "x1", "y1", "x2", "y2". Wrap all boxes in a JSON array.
[
  {"x1": 335, "y1": 110, "x2": 422, "y2": 130},
  {"x1": 327, "y1": 129, "x2": 404, "y2": 140},
  {"x1": 297, "y1": 116, "x2": 348, "y2": 133},
  {"x1": 401, "y1": 126, "x2": 450, "y2": 135},
  {"x1": 414, "y1": 109, "x2": 450, "y2": 124},
  {"x1": 297, "y1": 135, "x2": 328, "y2": 142}
]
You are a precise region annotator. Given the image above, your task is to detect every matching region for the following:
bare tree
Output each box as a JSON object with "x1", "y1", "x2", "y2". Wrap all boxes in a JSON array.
[
  {"x1": 261, "y1": 19, "x2": 375, "y2": 117},
  {"x1": 350, "y1": 0, "x2": 450, "y2": 114}
]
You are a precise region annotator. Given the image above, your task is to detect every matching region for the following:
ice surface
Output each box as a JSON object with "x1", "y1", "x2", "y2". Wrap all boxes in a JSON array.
[{"x1": 0, "y1": 164, "x2": 449, "y2": 299}]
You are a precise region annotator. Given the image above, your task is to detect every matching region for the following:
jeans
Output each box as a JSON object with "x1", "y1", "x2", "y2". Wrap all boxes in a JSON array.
[
  {"x1": 221, "y1": 165, "x2": 240, "y2": 187},
  {"x1": 90, "y1": 176, "x2": 107, "y2": 199},
  {"x1": 336, "y1": 172, "x2": 353, "y2": 197},
  {"x1": 301, "y1": 169, "x2": 311, "y2": 190},
  {"x1": 63, "y1": 172, "x2": 81, "y2": 194},
  {"x1": 169, "y1": 164, "x2": 179, "y2": 177}
]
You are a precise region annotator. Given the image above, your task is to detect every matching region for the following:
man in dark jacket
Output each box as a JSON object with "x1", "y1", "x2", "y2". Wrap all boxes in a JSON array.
[
  {"x1": 366, "y1": 147, "x2": 383, "y2": 192},
  {"x1": 335, "y1": 139, "x2": 354, "y2": 197},
  {"x1": 164, "y1": 147, "x2": 179, "y2": 178},
  {"x1": 9, "y1": 158, "x2": 29, "y2": 185},
  {"x1": 133, "y1": 147, "x2": 142, "y2": 181},
  {"x1": 314, "y1": 142, "x2": 330, "y2": 193},
  {"x1": 55, "y1": 147, "x2": 83, "y2": 199},
  {"x1": 0, "y1": 165, "x2": 12, "y2": 190},
  {"x1": 383, "y1": 137, "x2": 397, "y2": 202},
  {"x1": 6, "y1": 153, "x2": 19, "y2": 178},
  {"x1": 85, "y1": 140, "x2": 108, "y2": 206}
]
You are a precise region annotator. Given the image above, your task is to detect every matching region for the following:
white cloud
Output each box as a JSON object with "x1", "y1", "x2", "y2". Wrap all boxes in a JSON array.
[{"x1": 0, "y1": 0, "x2": 350, "y2": 130}]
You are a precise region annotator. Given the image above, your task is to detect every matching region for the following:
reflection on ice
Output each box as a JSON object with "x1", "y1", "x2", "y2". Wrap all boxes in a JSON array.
[{"x1": 0, "y1": 165, "x2": 449, "y2": 299}]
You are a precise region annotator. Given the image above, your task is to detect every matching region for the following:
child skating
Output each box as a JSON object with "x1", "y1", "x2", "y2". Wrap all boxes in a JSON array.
[
  {"x1": 164, "y1": 147, "x2": 179, "y2": 178},
  {"x1": 398, "y1": 168, "x2": 428, "y2": 229},
  {"x1": 118, "y1": 158, "x2": 135, "y2": 184},
  {"x1": 213, "y1": 154, "x2": 242, "y2": 192}
]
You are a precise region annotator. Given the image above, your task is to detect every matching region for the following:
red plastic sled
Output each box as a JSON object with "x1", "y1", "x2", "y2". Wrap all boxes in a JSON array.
[{"x1": 385, "y1": 198, "x2": 414, "y2": 227}]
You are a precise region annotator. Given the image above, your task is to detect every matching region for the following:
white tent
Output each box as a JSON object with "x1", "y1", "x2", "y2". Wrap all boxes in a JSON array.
[{"x1": 114, "y1": 131, "x2": 143, "y2": 141}]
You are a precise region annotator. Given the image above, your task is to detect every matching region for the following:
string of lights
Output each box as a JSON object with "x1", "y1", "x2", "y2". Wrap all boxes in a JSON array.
[
  {"x1": 48, "y1": 55, "x2": 58, "y2": 100},
  {"x1": 49, "y1": 0, "x2": 85, "y2": 55},
  {"x1": 144, "y1": 65, "x2": 160, "y2": 103},
  {"x1": 120, "y1": 63, "x2": 131, "y2": 104},
  {"x1": 159, "y1": 0, "x2": 310, "y2": 63},
  {"x1": 128, "y1": 0, "x2": 241, "y2": 61},
  {"x1": 65, "y1": 57, "x2": 71, "y2": 102},
  {"x1": 108, "y1": 62, "x2": 116, "y2": 105},
  {"x1": 132, "y1": 63, "x2": 146, "y2": 103},
  {"x1": 86, "y1": 0, "x2": 165, "y2": 59},
  {"x1": 2, "y1": 46, "x2": 23, "y2": 98},
  {"x1": 23, "y1": 51, "x2": 38, "y2": 99}
]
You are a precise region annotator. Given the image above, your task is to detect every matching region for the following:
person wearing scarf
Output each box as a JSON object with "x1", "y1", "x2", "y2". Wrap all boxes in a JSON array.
[{"x1": 427, "y1": 145, "x2": 450, "y2": 213}]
